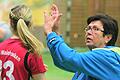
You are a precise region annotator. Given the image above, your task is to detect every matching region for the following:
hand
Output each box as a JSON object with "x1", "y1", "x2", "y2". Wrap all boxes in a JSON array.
[
  {"x1": 51, "y1": 4, "x2": 62, "y2": 35},
  {"x1": 44, "y1": 4, "x2": 62, "y2": 35},
  {"x1": 44, "y1": 64, "x2": 48, "y2": 71}
]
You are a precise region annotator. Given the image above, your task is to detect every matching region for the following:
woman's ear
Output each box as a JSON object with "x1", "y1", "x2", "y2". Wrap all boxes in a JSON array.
[{"x1": 104, "y1": 34, "x2": 112, "y2": 44}]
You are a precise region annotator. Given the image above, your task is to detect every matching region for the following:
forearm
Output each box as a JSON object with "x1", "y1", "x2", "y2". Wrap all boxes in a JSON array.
[
  {"x1": 49, "y1": 43, "x2": 76, "y2": 72},
  {"x1": 47, "y1": 32, "x2": 81, "y2": 72}
]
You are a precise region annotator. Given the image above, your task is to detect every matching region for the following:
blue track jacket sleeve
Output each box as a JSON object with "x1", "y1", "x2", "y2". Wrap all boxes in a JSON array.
[{"x1": 46, "y1": 32, "x2": 120, "y2": 80}]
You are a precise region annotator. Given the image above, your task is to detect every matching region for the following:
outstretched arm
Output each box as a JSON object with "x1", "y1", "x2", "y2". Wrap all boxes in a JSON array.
[
  {"x1": 44, "y1": 4, "x2": 76, "y2": 72},
  {"x1": 44, "y1": 4, "x2": 62, "y2": 35}
]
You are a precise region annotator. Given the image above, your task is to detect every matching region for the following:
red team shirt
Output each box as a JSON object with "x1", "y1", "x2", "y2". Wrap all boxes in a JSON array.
[{"x1": 0, "y1": 38, "x2": 46, "y2": 80}]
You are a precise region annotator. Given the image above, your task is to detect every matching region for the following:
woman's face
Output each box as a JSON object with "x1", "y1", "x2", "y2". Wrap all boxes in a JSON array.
[{"x1": 85, "y1": 20, "x2": 106, "y2": 49}]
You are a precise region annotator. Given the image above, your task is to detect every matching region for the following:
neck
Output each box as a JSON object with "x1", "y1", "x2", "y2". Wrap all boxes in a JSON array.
[
  {"x1": 11, "y1": 35, "x2": 19, "y2": 39},
  {"x1": 88, "y1": 45, "x2": 106, "y2": 50}
]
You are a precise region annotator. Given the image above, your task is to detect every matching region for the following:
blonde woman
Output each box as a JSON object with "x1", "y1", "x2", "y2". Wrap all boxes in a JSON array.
[{"x1": 0, "y1": 4, "x2": 46, "y2": 80}]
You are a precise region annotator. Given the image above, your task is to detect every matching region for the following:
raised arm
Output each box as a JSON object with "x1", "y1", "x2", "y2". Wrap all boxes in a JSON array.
[
  {"x1": 44, "y1": 4, "x2": 62, "y2": 35},
  {"x1": 44, "y1": 4, "x2": 76, "y2": 72}
]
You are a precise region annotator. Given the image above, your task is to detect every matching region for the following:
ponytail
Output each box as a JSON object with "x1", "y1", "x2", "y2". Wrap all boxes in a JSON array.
[{"x1": 17, "y1": 19, "x2": 44, "y2": 54}]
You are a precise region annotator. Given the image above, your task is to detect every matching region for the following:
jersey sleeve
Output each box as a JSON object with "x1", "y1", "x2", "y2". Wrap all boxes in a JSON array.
[{"x1": 27, "y1": 54, "x2": 46, "y2": 75}]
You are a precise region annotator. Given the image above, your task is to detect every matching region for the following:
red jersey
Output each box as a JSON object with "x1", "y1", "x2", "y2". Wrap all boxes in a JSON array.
[{"x1": 0, "y1": 38, "x2": 46, "y2": 80}]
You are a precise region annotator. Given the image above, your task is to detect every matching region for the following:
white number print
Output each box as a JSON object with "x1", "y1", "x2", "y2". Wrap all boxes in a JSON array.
[
  {"x1": 0, "y1": 60, "x2": 2, "y2": 80},
  {"x1": 0, "y1": 60, "x2": 15, "y2": 80}
]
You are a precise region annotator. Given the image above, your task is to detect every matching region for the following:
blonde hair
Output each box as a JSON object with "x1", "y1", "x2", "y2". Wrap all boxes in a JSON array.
[{"x1": 9, "y1": 4, "x2": 44, "y2": 54}]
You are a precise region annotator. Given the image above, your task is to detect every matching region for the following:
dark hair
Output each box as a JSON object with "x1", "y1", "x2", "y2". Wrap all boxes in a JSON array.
[{"x1": 87, "y1": 14, "x2": 118, "y2": 46}]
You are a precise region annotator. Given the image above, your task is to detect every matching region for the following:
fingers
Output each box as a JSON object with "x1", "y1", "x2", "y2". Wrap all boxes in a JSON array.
[
  {"x1": 50, "y1": 4, "x2": 62, "y2": 20},
  {"x1": 44, "y1": 64, "x2": 48, "y2": 71},
  {"x1": 51, "y1": 4, "x2": 59, "y2": 19},
  {"x1": 57, "y1": 13, "x2": 63, "y2": 20},
  {"x1": 44, "y1": 11, "x2": 48, "y2": 21},
  {"x1": 51, "y1": 4, "x2": 59, "y2": 14},
  {"x1": 44, "y1": 4, "x2": 62, "y2": 35}
]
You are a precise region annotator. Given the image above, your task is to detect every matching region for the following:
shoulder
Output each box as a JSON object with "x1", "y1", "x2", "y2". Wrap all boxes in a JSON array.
[
  {"x1": 89, "y1": 46, "x2": 119, "y2": 58},
  {"x1": 27, "y1": 53, "x2": 43, "y2": 64},
  {"x1": 92, "y1": 46, "x2": 119, "y2": 53},
  {"x1": 78, "y1": 47, "x2": 119, "y2": 65},
  {"x1": 80, "y1": 46, "x2": 116, "y2": 58}
]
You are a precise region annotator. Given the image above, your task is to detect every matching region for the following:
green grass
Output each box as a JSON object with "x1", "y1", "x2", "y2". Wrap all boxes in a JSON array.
[
  {"x1": 43, "y1": 52, "x2": 74, "y2": 80},
  {"x1": 42, "y1": 47, "x2": 88, "y2": 80}
]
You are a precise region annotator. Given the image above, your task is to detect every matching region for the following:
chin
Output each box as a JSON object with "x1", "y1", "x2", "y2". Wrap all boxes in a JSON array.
[
  {"x1": 86, "y1": 43, "x2": 96, "y2": 50},
  {"x1": 86, "y1": 42, "x2": 93, "y2": 46}
]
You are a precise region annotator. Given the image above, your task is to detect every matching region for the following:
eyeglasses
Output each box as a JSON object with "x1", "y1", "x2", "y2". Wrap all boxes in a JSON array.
[{"x1": 85, "y1": 26, "x2": 104, "y2": 32}]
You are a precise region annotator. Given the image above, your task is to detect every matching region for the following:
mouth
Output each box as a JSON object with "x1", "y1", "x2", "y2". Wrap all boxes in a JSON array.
[
  {"x1": 87, "y1": 37, "x2": 92, "y2": 40},
  {"x1": 86, "y1": 37, "x2": 93, "y2": 43}
]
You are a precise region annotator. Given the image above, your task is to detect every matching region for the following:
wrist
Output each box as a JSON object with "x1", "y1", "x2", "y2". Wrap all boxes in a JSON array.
[{"x1": 46, "y1": 31, "x2": 53, "y2": 36}]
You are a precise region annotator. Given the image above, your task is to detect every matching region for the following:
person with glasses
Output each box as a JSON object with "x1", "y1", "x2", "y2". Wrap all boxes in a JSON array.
[{"x1": 44, "y1": 4, "x2": 120, "y2": 80}]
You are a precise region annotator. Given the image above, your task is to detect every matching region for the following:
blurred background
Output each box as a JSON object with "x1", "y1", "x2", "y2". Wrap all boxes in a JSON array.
[{"x1": 0, "y1": 0, "x2": 120, "y2": 80}]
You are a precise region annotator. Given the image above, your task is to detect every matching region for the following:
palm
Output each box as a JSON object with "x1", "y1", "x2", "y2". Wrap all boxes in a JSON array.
[{"x1": 44, "y1": 4, "x2": 62, "y2": 35}]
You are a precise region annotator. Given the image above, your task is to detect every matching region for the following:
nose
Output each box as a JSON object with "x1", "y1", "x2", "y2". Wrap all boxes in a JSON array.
[{"x1": 86, "y1": 29, "x2": 93, "y2": 34}]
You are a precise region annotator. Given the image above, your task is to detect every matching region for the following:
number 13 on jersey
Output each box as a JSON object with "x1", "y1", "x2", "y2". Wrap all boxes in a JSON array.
[{"x1": 0, "y1": 60, "x2": 15, "y2": 80}]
